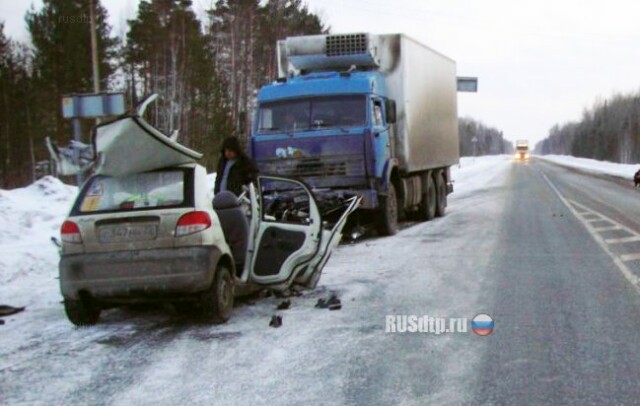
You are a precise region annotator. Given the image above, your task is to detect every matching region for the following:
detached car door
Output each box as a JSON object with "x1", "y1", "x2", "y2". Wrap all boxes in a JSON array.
[{"x1": 245, "y1": 176, "x2": 359, "y2": 290}]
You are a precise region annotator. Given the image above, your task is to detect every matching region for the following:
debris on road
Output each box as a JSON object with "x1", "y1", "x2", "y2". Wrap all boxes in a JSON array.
[
  {"x1": 0, "y1": 305, "x2": 25, "y2": 317},
  {"x1": 276, "y1": 300, "x2": 291, "y2": 310},
  {"x1": 269, "y1": 315, "x2": 283, "y2": 328},
  {"x1": 315, "y1": 293, "x2": 341, "y2": 310}
]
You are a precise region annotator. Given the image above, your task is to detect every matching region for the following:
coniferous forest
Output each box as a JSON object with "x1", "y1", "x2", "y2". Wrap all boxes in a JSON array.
[
  {"x1": 0, "y1": 0, "x2": 508, "y2": 187},
  {"x1": 0, "y1": 0, "x2": 325, "y2": 187},
  {"x1": 536, "y1": 92, "x2": 640, "y2": 162}
]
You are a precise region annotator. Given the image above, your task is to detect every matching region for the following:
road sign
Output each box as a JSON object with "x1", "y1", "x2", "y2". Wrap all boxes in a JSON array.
[
  {"x1": 62, "y1": 93, "x2": 126, "y2": 119},
  {"x1": 457, "y1": 77, "x2": 478, "y2": 92}
]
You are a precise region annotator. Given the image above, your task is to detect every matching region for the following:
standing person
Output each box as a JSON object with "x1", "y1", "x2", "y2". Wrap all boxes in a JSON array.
[
  {"x1": 214, "y1": 137, "x2": 258, "y2": 196},
  {"x1": 634, "y1": 168, "x2": 640, "y2": 188}
]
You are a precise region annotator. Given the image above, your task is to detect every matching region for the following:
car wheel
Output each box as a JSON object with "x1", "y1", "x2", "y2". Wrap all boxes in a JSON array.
[
  {"x1": 376, "y1": 183, "x2": 399, "y2": 236},
  {"x1": 64, "y1": 295, "x2": 101, "y2": 326},
  {"x1": 201, "y1": 264, "x2": 234, "y2": 323}
]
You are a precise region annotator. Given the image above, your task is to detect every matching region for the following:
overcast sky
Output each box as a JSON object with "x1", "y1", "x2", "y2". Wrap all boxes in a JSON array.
[{"x1": 3, "y1": 0, "x2": 640, "y2": 145}]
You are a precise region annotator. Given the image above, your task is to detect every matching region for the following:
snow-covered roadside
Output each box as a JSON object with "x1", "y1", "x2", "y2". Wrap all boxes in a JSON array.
[
  {"x1": 537, "y1": 154, "x2": 640, "y2": 181},
  {"x1": 0, "y1": 154, "x2": 562, "y2": 406},
  {"x1": 450, "y1": 155, "x2": 514, "y2": 197},
  {"x1": 0, "y1": 157, "x2": 506, "y2": 312},
  {"x1": 0, "y1": 176, "x2": 77, "y2": 308}
]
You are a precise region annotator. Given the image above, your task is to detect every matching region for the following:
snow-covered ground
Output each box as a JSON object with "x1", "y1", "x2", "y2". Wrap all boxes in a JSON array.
[
  {"x1": 0, "y1": 156, "x2": 508, "y2": 314},
  {"x1": 538, "y1": 154, "x2": 640, "y2": 181},
  {"x1": 0, "y1": 176, "x2": 77, "y2": 306},
  {"x1": 0, "y1": 153, "x2": 630, "y2": 404},
  {"x1": 0, "y1": 155, "x2": 637, "y2": 405}
]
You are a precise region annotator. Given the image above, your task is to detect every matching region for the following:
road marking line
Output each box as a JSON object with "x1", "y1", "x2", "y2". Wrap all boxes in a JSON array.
[
  {"x1": 621, "y1": 253, "x2": 640, "y2": 262},
  {"x1": 605, "y1": 236, "x2": 640, "y2": 244},
  {"x1": 585, "y1": 218, "x2": 606, "y2": 223},
  {"x1": 593, "y1": 225, "x2": 622, "y2": 231},
  {"x1": 541, "y1": 172, "x2": 640, "y2": 292}
]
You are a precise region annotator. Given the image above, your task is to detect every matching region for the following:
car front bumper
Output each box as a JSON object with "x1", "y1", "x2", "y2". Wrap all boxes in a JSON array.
[{"x1": 60, "y1": 246, "x2": 223, "y2": 302}]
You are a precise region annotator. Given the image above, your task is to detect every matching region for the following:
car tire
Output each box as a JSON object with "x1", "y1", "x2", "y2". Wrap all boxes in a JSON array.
[
  {"x1": 64, "y1": 295, "x2": 101, "y2": 326},
  {"x1": 200, "y1": 264, "x2": 234, "y2": 323},
  {"x1": 376, "y1": 183, "x2": 399, "y2": 236}
]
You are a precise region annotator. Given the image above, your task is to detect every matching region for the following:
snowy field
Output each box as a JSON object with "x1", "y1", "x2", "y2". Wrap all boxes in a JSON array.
[{"x1": 0, "y1": 153, "x2": 633, "y2": 404}]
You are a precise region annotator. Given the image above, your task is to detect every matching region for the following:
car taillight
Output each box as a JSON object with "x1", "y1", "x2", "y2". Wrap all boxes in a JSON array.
[
  {"x1": 61, "y1": 220, "x2": 82, "y2": 244},
  {"x1": 176, "y1": 211, "x2": 212, "y2": 237}
]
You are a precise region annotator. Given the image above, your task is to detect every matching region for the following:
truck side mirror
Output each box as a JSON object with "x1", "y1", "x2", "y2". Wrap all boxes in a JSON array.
[{"x1": 385, "y1": 99, "x2": 397, "y2": 124}]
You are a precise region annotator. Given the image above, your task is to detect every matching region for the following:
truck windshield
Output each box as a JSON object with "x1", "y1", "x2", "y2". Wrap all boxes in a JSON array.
[{"x1": 257, "y1": 95, "x2": 366, "y2": 134}]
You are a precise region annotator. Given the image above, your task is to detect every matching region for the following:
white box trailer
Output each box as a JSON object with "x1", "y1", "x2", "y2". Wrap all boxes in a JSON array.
[{"x1": 385, "y1": 35, "x2": 459, "y2": 172}]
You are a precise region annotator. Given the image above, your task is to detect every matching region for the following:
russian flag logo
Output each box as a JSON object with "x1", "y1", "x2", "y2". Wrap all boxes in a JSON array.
[{"x1": 472, "y1": 314, "x2": 494, "y2": 336}]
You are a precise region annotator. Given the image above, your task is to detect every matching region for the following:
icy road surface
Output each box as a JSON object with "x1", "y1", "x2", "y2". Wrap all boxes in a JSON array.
[{"x1": 3, "y1": 155, "x2": 640, "y2": 405}]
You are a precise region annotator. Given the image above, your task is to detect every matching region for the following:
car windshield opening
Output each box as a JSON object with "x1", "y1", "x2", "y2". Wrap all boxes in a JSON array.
[{"x1": 76, "y1": 170, "x2": 186, "y2": 213}]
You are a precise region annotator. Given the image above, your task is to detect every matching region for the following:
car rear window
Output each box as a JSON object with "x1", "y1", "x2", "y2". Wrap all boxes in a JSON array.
[{"x1": 74, "y1": 169, "x2": 191, "y2": 214}]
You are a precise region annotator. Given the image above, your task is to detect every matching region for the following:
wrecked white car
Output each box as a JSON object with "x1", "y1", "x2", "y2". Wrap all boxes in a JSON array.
[{"x1": 55, "y1": 96, "x2": 360, "y2": 326}]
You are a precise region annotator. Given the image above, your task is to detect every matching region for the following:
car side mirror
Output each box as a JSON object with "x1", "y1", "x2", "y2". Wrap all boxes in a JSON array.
[{"x1": 385, "y1": 99, "x2": 397, "y2": 124}]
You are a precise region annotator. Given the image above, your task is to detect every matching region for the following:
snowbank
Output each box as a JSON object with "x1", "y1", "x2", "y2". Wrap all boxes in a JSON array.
[
  {"x1": 538, "y1": 154, "x2": 640, "y2": 181},
  {"x1": 451, "y1": 155, "x2": 514, "y2": 198},
  {"x1": 0, "y1": 176, "x2": 76, "y2": 306}
]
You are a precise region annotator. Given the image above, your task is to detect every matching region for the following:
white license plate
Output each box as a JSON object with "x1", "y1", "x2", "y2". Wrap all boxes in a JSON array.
[{"x1": 98, "y1": 224, "x2": 158, "y2": 243}]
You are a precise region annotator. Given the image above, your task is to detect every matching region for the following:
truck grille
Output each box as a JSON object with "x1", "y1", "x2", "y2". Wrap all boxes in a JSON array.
[
  {"x1": 259, "y1": 155, "x2": 365, "y2": 178},
  {"x1": 326, "y1": 34, "x2": 368, "y2": 57}
]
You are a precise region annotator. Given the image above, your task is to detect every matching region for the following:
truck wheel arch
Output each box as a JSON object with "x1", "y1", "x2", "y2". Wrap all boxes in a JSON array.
[
  {"x1": 381, "y1": 158, "x2": 399, "y2": 192},
  {"x1": 381, "y1": 160, "x2": 405, "y2": 222}
]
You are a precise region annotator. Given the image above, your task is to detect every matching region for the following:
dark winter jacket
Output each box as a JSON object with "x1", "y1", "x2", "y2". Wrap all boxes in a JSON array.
[
  {"x1": 214, "y1": 138, "x2": 258, "y2": 196},
  {"x1": 214, "y1": 157, "x2": 258, "y2": 196}
]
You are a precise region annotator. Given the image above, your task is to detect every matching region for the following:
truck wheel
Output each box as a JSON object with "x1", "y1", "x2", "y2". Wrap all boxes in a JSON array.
[
  {"x1": 418, "y1": 174, "x2": 436, "y2": 221},
  {"x1": 64, "y1": 295, "x2": 101, "y2": 326},
  {"x1": 435, "y1": 171, "x2": 447, "y2": 217},
  {"x1": 200, "y1": 264, "x2": 234, "y2": 323},
  {"x1": 376, "y1": 183, "x2": 399, "y2": 236}
]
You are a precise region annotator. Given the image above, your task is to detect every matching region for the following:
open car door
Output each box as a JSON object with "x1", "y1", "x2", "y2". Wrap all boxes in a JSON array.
[{"x1": 244, "y1": 176, "x2": 360, "y2": 291}]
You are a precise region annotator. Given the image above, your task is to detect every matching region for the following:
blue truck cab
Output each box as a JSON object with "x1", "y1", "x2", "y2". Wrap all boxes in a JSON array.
[
  {"x1": 252, "y1": 70, "x2": 391, "y2": 209},
  {"x1": 250, "y1": 33, "x2": 470, "y2": 235}
]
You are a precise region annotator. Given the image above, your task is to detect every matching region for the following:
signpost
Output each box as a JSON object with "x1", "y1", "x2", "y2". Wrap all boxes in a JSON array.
[
  {"x1": 61, "y1": 93, "x2": 126, "y2": 184},
  {"x1": 472, "y1": 136, "x2": 478, "y2": 161}
]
